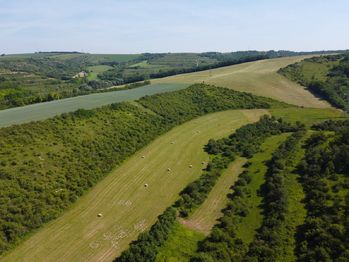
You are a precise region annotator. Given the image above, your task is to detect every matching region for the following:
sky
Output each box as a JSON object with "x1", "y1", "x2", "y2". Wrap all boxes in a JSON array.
[{"x1": 1, "y1": 0, "x2": 348, "y2": 54}]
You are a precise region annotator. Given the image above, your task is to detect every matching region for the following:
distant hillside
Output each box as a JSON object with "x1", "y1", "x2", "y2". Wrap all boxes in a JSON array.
[
  {"x1": 279, "y1": 53, "x2": 349, "y2": 111},
  {"x1": 0, "y1": 50, "x2": 344, "y2": 110}
]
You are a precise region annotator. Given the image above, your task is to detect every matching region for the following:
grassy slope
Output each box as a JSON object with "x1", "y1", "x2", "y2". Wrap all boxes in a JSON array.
[
  {"x1": 152, "y1": 56, "x2": 329, "y2": 108},
  {"x1": 234, "y1": 134, "x2": 289, "y2": 243},
  {"x1": 270, "y1": 107, "x2": 347, "y2": 126},
  {"x1": 300, "y1": 60, "x2": 339, "y2": 82},
  {"x1": 156, "y1": 222, "x2": 205, "y2": 262},
  {"x1": 180, "y1": 157, "x2": 246, "y2": 235},
  {"x1": 2, "y1": 109, "x2": 267, "y2": 262}
]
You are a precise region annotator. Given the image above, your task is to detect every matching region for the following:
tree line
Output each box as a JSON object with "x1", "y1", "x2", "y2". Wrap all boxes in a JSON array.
[{"x1": 296, "y1": 121, "x2": 349, "y2": 261}]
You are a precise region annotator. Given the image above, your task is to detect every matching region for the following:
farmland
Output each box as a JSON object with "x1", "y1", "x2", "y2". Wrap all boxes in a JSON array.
[
  {"x1": 0, "y1": 83, "x2": 188, "y2": 128},
  {"x1": 152, "y1": 56, "x2": 330, "y2": 108},
  {"x1": 3, "y1": 0, "x2": 349, "y2": 260},
  {"x1": 1, "y1": 109, "x2": 267, "y2": 262},
  {"x1": 1, "y1": 52, "x2": 349, "y2": 262},
  {"x1": 0, "y1": 51, "x2": 333, "y2": 110},
  {"x1": 0, "y1": 55, "x2": 334, "y2": 128},
  {"x1": 0, "y1": 84, "x2": 279, "y2": 258}
]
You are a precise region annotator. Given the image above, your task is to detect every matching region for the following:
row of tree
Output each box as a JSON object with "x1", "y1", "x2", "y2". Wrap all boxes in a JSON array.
[
  {"x1": 115, "y1": 207, "x2": 177, "y2": 262},
  {"x1": 245, "y1": 131, "x2": 305, "y2": 261},
  {"x1": 192, "y1": 123, "x2": 303, "y2": 261}
]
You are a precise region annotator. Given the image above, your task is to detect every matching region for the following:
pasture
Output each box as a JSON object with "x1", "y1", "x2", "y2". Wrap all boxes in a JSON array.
[
  {"x1": 0, "y1": 83, "x2": 188, "y2": 128},
  {"x1": 152, "y1": 56, "x2": 330, "y2": 108},
  {"x1": 2, "y1": 109, "x2": 267, "y2": 262}
]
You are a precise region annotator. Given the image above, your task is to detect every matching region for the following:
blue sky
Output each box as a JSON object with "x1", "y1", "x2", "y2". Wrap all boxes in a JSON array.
[{"x1": 1, "y1": 0, "x2": 348, "y2": 54}]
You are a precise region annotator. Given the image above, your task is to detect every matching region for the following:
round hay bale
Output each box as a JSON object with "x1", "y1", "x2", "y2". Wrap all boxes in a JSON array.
[
  {"x1": 189, "y1": 164, "x2": 193, "y2": 168},
  {"x1": 167, "y1": 168, "x2": 171, "y2": 172},
  {"x1": 97, "y1": 213, "x2": 103, "y2": 217},
  {"x1": 141, "y1": 156, "x2": 145, "y2": 159},
  {"x1": 144, "y1": 183, "x2": 148, "y2": 187}
]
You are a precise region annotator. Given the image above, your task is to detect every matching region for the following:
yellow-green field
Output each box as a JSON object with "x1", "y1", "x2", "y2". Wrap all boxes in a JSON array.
[
  {"x1": 152, "y1": 56, "x2": 329, "y2": 108},
  {"x1": 2, "y1": 109, "x2": 268, "y2": 262},
  {"x1": 180, "y1": 157, "x2": 246, "y2": 235}
]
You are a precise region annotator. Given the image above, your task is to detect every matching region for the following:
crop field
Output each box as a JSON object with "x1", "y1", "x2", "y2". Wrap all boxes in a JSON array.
[
  {"x1": 180, "y1": 157, "x2": 246, "y2": 235},
  {"x1": 0, "y1": 83, "x2": 188, "y2": 128},
  {"x1": 2, "y1": 109, "x2": 267, "y2": 262},
  {"x1": 152, "y1": 56, "x2": 330, "y2": 108}
]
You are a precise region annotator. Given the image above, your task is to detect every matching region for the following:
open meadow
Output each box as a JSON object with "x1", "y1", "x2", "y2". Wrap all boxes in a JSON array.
[{"x1": 152, "y1": 56, "x2": 330, "y2": 108}]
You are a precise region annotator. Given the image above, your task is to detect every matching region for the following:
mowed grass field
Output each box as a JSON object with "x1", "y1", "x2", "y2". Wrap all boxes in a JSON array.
[
  {"x1": 2, "y1": 109, "x2": 268, "y2": 262},
  {"x1": 0, "y1": 83, "x2": 188, "y2": 128},
  {"x1": 152, "y1": 56, "x2": 330, "y2": 108},
  {"x1": 180, "y1": 157, "x2": 246, "y2": 235}
]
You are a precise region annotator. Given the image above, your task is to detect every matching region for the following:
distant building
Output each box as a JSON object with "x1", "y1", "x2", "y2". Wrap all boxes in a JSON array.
[{"x1": 73, "y1": 71, "x2": 88, "y2": 78}]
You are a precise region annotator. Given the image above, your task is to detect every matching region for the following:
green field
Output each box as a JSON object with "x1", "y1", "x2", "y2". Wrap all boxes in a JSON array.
[
  {"x1": 0, "y1": 83, "x2": 188, "y2": 128},
  {"x1": 234, "y1": 134, "x2": 289, "y2": 243},
  {"x1": 156, "y1": 222, "x2": 205, "y2": 262},
  {"x1": 152, "y1": 56, "x2": 329, "y2": 108},
  {"x1": 1, "y1": 109, "x2": 267, "y2": 262},
  {"x1": 270, "y1": 107, "x2": 346, "y2": 126}
]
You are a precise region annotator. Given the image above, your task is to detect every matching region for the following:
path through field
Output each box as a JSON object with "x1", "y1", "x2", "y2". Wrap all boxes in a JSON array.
[{"x1": 2, "y1": 109, "x2": 268, "y2": 262}]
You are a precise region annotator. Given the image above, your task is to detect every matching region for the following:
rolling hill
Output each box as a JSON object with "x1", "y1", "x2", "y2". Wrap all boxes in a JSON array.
[
  {"x1": 1, "y1": 52, "x2": 349, "y2": 262},
  {"x1": 0, "y1": 55, "x2": 333, "y2": 128},
  {"x1": 152, "y1": 56, "x2": 330, "y2": 108}
]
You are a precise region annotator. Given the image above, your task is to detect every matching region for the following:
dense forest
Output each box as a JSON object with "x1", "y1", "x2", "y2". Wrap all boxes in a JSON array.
[
  {"x1": 0, "y1": 50, "x2": 335, "y2": 109},
  {"x1": 279, "y1": 53, "x2": 349, "y2": 111},
  {"x1": 0, "y1": 84, "x2": 281, "y2": 254}
]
